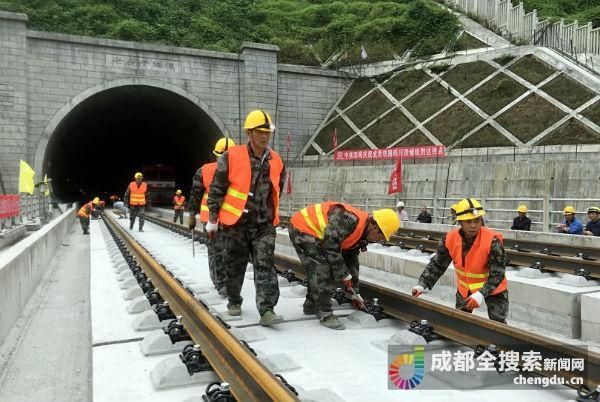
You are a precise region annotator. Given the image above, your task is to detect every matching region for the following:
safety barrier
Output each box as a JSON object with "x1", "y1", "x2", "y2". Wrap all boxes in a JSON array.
[
  {"x1": 445, "y1": 0, "x2": 600, "y2": 69},
  {"x1": 0, "y1": 193, "x2": 53, "y2": 231}
]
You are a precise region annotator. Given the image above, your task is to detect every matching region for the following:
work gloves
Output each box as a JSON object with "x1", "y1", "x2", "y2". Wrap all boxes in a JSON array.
[
  {"x1": 341, "y1": 274, "x2": 353, "y2": 291},
  {"x1": 411, "y1": 285, "x2": 425, "y2": 297},
  {"x1": 205, "y1": 220, "x2": 219, "y2": 239},
  {"x1": 465, "y1": 291, "x2": 484, "y2": 310},
  {"x1": 187, "y1": 215, "x2": 196, "y2": 230}
]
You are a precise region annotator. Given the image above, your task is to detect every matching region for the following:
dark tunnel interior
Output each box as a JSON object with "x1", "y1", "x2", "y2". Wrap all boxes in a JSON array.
[{"x1": 44, "y1": 85, "x2": 224, "y2": 204}]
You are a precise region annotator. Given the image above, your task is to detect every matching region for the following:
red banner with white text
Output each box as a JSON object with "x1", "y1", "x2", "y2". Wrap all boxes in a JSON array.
[
  {"x1": 334, "y1": 145, "x2": 446, "y2": 161},
  {"x1": 388, "y1": 159, "x2": 403, "y2": 194}
]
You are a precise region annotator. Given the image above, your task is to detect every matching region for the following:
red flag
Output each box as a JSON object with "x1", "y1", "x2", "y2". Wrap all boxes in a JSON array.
[
  {"x1": 286, "y1": 132, "x2": 292, "y2": 152},
  {"x1": 286, "y1": 171, "x2": 292, "y2": 195},
  {"x1": 388, "y1": 158, "x2": 403, "y2": 194},
  {"x1": 332, "y1": 128, "x2": 338, "y2": 149}
]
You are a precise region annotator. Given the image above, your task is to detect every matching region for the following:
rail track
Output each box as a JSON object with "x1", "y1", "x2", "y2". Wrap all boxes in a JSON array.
[
  {"x1": 103, "y1": 213, "x2": 300, "y2": 402},
  {"x1": 278, "y1": 215, "x2": 600, "y2": 280},
  {"x1": 143, "y1": 212, "x2": 600, "y2": 393}
]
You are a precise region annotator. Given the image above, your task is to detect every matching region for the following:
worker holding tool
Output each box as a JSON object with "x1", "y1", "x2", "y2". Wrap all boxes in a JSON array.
[
  {"x1": 411, "y1": 198, "x2": 509, "y2": 323},
  {"x1": 188, "y1": 137, "x2": 235, "y2": 296},
  {"x1": 288, "y1": 202, "x2": 400, "y2": 330}
]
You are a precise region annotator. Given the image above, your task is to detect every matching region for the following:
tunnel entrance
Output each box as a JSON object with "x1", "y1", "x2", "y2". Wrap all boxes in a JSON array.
[{"x1": 43, "y1": 85, "x2": 224, "y2": 203}]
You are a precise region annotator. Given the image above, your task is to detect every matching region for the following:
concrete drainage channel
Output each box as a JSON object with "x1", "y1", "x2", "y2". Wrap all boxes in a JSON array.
[{"x1": 100, "y1": 214, "x2": 300, "y2": 402}]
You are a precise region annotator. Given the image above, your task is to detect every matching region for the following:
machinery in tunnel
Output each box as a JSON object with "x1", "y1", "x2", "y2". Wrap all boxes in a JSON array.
[{"x1": 43, "y1": 85, "x2": 224, "y2": 203}]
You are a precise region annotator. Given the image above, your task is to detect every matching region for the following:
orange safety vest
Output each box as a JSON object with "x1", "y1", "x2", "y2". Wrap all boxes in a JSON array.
[
  {"x1": 129, "y1": 182, "x2": 147, "y2": 206},
  {"x1": 199, "y1": 162, "x2": 217, "y2": 223},
  {"x1": 445, "y1": 227, "x2": 508, "y2": 298},
  {"x1": 78, "y1": 202, "x2": 93, "y2": 218},
  {"x1": 218, "y1": 145, "x2": 283, "y2": 226},
  {"x1": 290, "y1": 202, "x2": 369, "y2": 250},
  {"x1": 173, "y1": 195, "x2": 185, "y2": 210}
]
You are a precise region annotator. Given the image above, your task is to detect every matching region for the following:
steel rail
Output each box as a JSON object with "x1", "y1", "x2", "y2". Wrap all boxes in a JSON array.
[
  {"x1": 393, "y1": 226, "x2": 600, "y2": 261},
  {"x1": 277, "y1": 216, "x2": 600, "y2": 279},
  {"x1": 392, "y1": 232, "x2": 600, "y2": 279},
  {"x1": 140, "y1": 213, "x2": 600, "y2": 389},
  {"x1": 272, "y1": 253, "x2": 600, "y2": 390},
  {"x1": 103, "y1": 214, "x2": 300, "y2": 402},
  {"x1": 278, "y1": 215, "x2": 600, "y2": 260}
]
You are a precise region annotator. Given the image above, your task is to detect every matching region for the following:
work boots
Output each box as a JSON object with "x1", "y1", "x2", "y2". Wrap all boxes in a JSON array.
[
  {"x1": 320, "y1": 315, "x2": 345, "y2": 330},
  {"x1": 129, "y1": 222, "x2": 134, "y2": 230},
  {"x1": 259, "y1": 310, "x2": 283, "y2": 327},
  {"x1": 302, "y1": 300, "x2": 316, "y2": 315},
  {"x1": 227, "y1": 304, "x2": 241, "y2": 316}
]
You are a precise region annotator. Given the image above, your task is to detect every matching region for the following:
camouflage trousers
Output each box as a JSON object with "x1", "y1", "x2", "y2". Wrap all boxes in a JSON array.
[
  {"x1": 456, "y1": 290, "x2": 509, "y2": 323},
  {"x1": 221, "y1": 223, "x2": 279, "y2": 315},
  {"x1": 206, "y1": 228, "x2": 226, "y2": 291},
  {"x1": 129, "y1": 205, "x2": 145, "y2": 229},
  {"x1": 173, "y1": 209, "x2": 184, "y2": 224},
  {"x1": 289, "y1": 228, "x2": 359, "y2": 319}
]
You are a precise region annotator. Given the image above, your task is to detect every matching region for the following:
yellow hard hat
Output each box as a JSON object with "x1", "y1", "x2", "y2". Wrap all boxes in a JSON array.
[
  {"x1": 454, "y1": 198, "x2": 485, "y2": 221},
  {"x1": 176, "y1": 189, "x2": 182, "y2": 195},
  {"x1": 372, "y1": 208, "x2": 400, "y2": 241},
  {"x1": 517, "y1": 205, "x2": 528, "y2": 213},
  {"x1": 213, "y1": 137, "x2": 235, "y2": 157},
  {"x1": 243, "y1": 110, "x2": 275, "y2": 132},
  {"x1": 134, "y1": 172, "x2": 143, "y2": 179},
  {"x1": 563, "y1": 206, "x2": 576, "y2": 215},
  {"x1": 92, "y1": 197, "x2": 99, "y2": 205},
  {"x1": 588, "y1": 207, "x2": 600, "y2": 213}
]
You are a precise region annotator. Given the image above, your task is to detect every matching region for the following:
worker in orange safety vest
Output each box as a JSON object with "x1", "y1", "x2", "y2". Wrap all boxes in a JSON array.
[
  {"x1": 124, "y1": 172, "x2": 150, "y2": 232},
  {"x1": 188, "y1": 137, "x2": 235, "y2": 296},
  {"x1": 412, "y1": 198, "x2": 509, "y2": 323},
  {"x1": 77, "y1": 198, "x2": 99, "y2": 234},
  {"x1": 172, "y1": 189, "x2": 186, "y2": 224}
]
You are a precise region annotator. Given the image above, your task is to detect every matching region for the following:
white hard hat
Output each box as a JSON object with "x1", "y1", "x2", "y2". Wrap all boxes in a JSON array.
[{"x1": 396, "y1": 201, "x2": 405, "y2": 207}]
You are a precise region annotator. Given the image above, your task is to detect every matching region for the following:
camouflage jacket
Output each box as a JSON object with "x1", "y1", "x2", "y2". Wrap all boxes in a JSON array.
[
  {"x1": 207, "y1": 143, "x2": 286, "y2": 225},
  {"x1": 320, "y1": 206, "x2": 362, "y2": 281},
  {"x1": 417, "y1": 230, "x2": 507, "y2": 297},
  {"x1": 187, "y1": 166, "x2": 206, "y2": 214}
]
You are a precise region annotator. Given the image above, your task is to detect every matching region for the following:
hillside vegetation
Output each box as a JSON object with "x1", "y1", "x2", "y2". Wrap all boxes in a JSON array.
[
  {"x1": 521, "y1": 0, "x2": 600, "y2": 26},
  {"x1": 0, "y1": 0, "x2": 460, "y2": 66}
]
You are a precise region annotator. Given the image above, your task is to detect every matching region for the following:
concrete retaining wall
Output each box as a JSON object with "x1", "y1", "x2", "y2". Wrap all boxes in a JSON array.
[
  {"x1": 0, "y1": 207, "x2": 75, "y2": 345},
  {"x1": 285, "y1": 158, "x2": 600, "y2": 231}
]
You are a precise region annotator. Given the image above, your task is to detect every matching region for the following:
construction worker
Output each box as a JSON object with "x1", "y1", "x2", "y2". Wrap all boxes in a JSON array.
[
  {"x1": 511, "y1": 204, "x2": 531, "y2": 231},
  {"x1": 584, "y1": 207, "x2": 600, "y2": 236},
  {"x1": 207, "y1": 110, "x2": 285, "y2": 326},
  {"x1": 555, "y1": 206, "x2": 583, "y2": 235},
  {"x1": 289, "y1": 203, "x2": 400, "y2": 330},
  {"x1": 77, "y1": 198, "x2": 98, "y2": 234},
  {"x1": 416, "y1": 205, "x2": 432, "y2": 223},
  {"x1": 112, "y1": 197, "x2": 127, "y2": 219},
  {"x1": 91, "y1": 197, "x2": 102, "y2": 219},
  {"x1": 124, "y1": 172, "x2": 150, "y2": 232},
  {"x1": 396, "y1": 201, "x2": 409, "y2": 222},
  {"x1": 412, "y1": 198, "x2": 509, "y2": 323},
  {"x1": 188, "y1": 137, "x2": 235, "y2": 296},
  {"x1": 173, "y1": 190, "x2": 186, "y2": 224}
]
